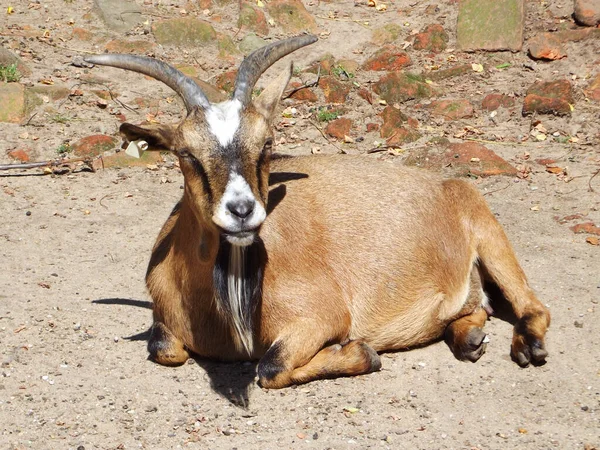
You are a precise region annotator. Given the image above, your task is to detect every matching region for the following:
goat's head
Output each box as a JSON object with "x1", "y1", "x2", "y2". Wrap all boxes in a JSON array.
[{"x1": 85, "y1": 35, "x2": 317, "y2": 246}]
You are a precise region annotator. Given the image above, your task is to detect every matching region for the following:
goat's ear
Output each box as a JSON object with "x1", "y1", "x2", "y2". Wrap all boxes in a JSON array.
[
  {"x1": 252, "y1": 62, "x2": 293, "y2": 121},
  {"x1": 119, "y1": 122, "x2": 175, "y2": 151}
]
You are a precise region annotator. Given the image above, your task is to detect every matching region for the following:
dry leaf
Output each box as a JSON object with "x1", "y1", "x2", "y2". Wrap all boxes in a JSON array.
[
  {"x1": 471, "y1": 63, "x2": 484, "y2": 72},
  {"x1": 586, "y1": 236, "x2": 599, "y2": 245},
  {"x1": 546, "y1": 166, "x2": 563, "y2": 174}
]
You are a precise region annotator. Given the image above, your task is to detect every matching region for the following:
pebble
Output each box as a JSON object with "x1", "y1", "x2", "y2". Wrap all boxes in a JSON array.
[{"x1": 574, "y1": 320, "x2": 584, "y2": 328}]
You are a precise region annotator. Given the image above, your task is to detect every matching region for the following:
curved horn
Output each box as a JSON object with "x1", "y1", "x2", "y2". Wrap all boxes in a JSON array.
[
  {"x1": 232, "y1": 34, "x2": 318, "y2": 106},
  {"x1": 83, "y1": 54, "x2": 210, "y2": 112}
]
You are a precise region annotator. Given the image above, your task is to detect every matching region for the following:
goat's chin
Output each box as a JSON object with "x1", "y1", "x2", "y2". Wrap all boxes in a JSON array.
[{"x1": 224, "y1": 232, "x2": 256, "y2": 247}]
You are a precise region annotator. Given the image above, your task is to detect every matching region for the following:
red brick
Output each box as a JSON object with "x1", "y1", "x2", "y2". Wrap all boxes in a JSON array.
[
  {"x1": 319, "y1": 77, "x2": 350, "y2": 104},
  {"x1": 413, "y1": 24, "x2": 449, "y2": 53},
  {"x1": 523, "y1": 79, "x2": 574, "y2": 116},
  {"x1": 325, "y1": 118, "x2": 352, "y2": 140},
  {"x1": 482, "y1": 93, "x2": 516, "y2": 111},
  {"x1": 528, "y1": 33, "x2": 566, "y2": 60},
  {"x1": 361, "y1": 45, "x2": 411, "y2": 71},
  {"x1": 72, "y1": 135, "x2": 118, "y2": 158},
  {"x1": 429, "y1": 99, "x2": 474, "y2": 121}
]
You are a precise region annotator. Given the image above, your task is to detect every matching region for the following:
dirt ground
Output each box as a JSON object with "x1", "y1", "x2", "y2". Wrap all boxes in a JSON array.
[{"x1": 1, "y1": 0, "x2": 599, "y2": 449}]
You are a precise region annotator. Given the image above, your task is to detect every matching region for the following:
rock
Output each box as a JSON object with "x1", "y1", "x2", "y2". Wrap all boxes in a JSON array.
[
  {"x1": 372, "y1": 23, "x2": 403, "y2": 45},
  {"x1": 574, "y1": 0, "x2": 600, "y2": 26},
  {"x1": 482, "y1": 93, "x2": 516, "y2": 111},
  {"x1": 366, "y1": 123, "x2": 379, "y2": 132},
  {"x1": 72, "y1": 135, "x2": 118, "y2": 158},
  {"x1": 361, "y1": 45, "x2": 411, "y2": 72},
  {"x1": 217, "y1": 34, "x2": 240, "y2": 59},
  {"x1": 424, "y1": 64, "x2": 472, "y2": 82},
  {"x1": 358, "y1": 88, "x2": 373, "y2": 105},
  {"x1": 429, "y1": 99, "x2": 474, "y2": 121},
  {"x1": 153, "y1": 18, "x2": 217, "y2": 47},
  {"x1": 372, "y1": 72, "x2": 435, "y2": 104},
  {"x1": 319, "y1": 77, "x2": 350, "y2": 104},
  {"x1": 413, "y1": 24, "x2": 449, "y2": 53},
  {"x1": 28, "y1": 85, "x2": 71, "y2": 101},
  {"x1": 288, "y1": 81, "x2": 318, "y2": 102},
  {"x1": 93, "y1": 0, "x2": 143, "y2": 32},
  {"x1": 0, "y1": 82, "x2": 26, "y2": 123},
  {"x1": 522, "y1": 79, "x2": 574, "y2": 116},
  {"x1": 105, "y1": 39, "x2": 155, "y2": 54},
  {"x1": 100, "y1": 151, "x2": 163, "y2": 168},
  {"x1": 585, "y1": 73, "x2": 600, "y2": 102},
  {"x1": 238, "y1": 1, "x2": 269, "y2": 36},
  {"x1": 570, "y1": 222, "x2": 600, "y2": 235},
  {"x1": 7, "y1": 148, "x2": 32, "y2": 162},
  {"x1": 266, "y1": 0, "x2": 318, "y2": 33},
  {"x1": 404, "y1": 142, "x2": 517, "y2": 177},
  {"x1": 528, "y1": 33, "x2": 566, "y2": 60},
  {"x1": 215, "y1": 70, "x2": 237, "y2": 94},
  {"x1": 380, "y1": 106, "x2": 420, "y2": 145},
  {"x1": 457, "y1": 0, "x2": 525, "y2": 51},
  {"x1": 239, "y1": 33, "x2": 267, "y2": 55},
  {"x1": 0, "y1": 47, "x2": 31, "y2": 77},
  {"x1": 305, "y1": 54, "x2": 336, "y2": 76},
  {"x1": 325, "y1": 118, "x2": 352, "y2": 140}
]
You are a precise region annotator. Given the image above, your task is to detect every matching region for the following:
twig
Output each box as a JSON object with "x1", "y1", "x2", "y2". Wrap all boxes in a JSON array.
[
  {"x1": 315, "y1": 15, "x2": 370, "y2": 28},
  {"x1": 283, "y1": 67, "x2": 321, "y2": 99},
  {"x1": 366, "y1": 145, "x2": 393, "y2": 154},
  {"x1": 0, "y1": 156, "x2": 92, "y2": 173},
  {"x1": 588, "y1": 167, "x2": 600, "y2": 193},
  {"x1": 483, "y1": 181, "x2": 512, "y2": 196}
]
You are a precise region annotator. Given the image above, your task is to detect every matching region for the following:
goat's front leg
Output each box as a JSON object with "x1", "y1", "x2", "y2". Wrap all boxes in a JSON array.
[
  {"x1": 148, "y1": 321, "x2": 189, "y2": 366},
  {"x1": 257, "y1": 321, "x2": 381, "y2": 389}
]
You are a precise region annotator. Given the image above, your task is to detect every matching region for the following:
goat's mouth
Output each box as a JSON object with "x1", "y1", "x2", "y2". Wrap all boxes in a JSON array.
[{"x1": 220, "y1": 229, "x2": 258, "y2": 247}]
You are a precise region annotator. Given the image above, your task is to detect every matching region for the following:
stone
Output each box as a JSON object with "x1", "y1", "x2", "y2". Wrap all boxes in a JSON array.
[
  {"x1": 288, "y1": 81, "x2": 318, "y2": 102},
  {"x1": 305, "y1": 54, "x2": 336, "y2": 76},
  {"x1": 217, "y1": 34, "x2": 240, "y2": 59},
  {"x1": 522, "y1": 79, "x2": 574, "y2": 116},
  {"x1": 555, "y1": 27, "x2": 600, "y2": 43},
  {"x1": 528, "y1": 33, "x2": 566, "y2": 60},
  {"x1": 325, "y1": 118, "x2": 352, "y2": 140},
  {"x1": 457, "y1": 0, "x2": 525, "y2": 51},
  {"x1": 358, "y1": 88, "x2": 373, "y2": 105},
  {"x1": 100, "y1": 151, "x2": 163, "y2": 168},
  {"x1": 93, "y1": 0, "x2": 143, "y2": 32},
  {"x1": 266, "y1": 0, "x2": 318, "y2": 33},
  {"x1": 372, "y1": 72, "x2": 435, "y2": 104},
  {"x1": 574, "y1": 0, "x2": 600, "y2": 26},
  {"x1": 570, "y1": 222, "x2": 600, "y2": 235},
  {"x1": 361, "y1": 45, "x2": 411, "y2": 72},
  {"x1": 28, "y1": 85, "x2": 71, "y2": 101},
  {"x1": 366, "y1": 123, "x2": 379, "y2": 132},
  {"x1": 105, "y1": 39, "x2": 155, "y2": 54},
  {"x1": 482, "y1": 93, "x2": 516, "y2": 111},
  {"x1": 215, "y1": 70, "x2": 238, "y2": 94},
  {"x1": 413, "y1": 24, "x2": 449, "y2": 53},
  {"x1": 153, "y1": 18, "x2": 217, "y2": 47},
  {"x1": 0, "y1": 47, "x2": 31, "y2": 77},
  {"x1": 429, "y1": 99, "x2": 474, "y2": 121},
  {"x1": 585, "y1": 73, "x2": 600, "y2": 101},
  {"x1": 0, "y1": 82, "x2": 26, "y2": 123},
  {"x1": 380, "y1": 106, "x2": 420, "y2": 145},
  {"x1": 72, "y1": 135, "x2": 118, "y2": 158},
  {"x1": 404, "y1": 142, "x2": 517, "y2": 177},
  {"x1": 238, "y1": 1, "x2": 269, "y2": 36},
  {"x1": 372, "y1": 23, "x2": 403, "y2": 45},
  {"x1": 7, "y1": 148, "x2": 32, "y2": 162},
  {"x1": 424, "y1": 64, "x2": 471, "y2": 82},
  {"x1": 319, "y1": 77, "x2": 350, "y2": 104},
  {"x1": 239, "y1": 33, "x2": 268, "y2": 55}
]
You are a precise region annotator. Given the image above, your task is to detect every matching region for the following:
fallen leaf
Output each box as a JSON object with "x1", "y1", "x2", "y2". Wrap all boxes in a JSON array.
[
  {"x1": 518, "y1": 428, "x2": 528, "y2": 434},
  {"x1": 7, "y1": 6, "x2": 14, "y2": 14},
  {"x1": 343, "y1": 406, "x2": 360, "y2": 413},
  {"x1": 586, "y1": 236, "x2": 599, "y2": 245},
  {"x1": 471, "y1": 63, "x2": 484, "y2": 72},
  {"x1": 546, "y1": 166, "x2": 563, "y2": 174},
  {"x1": 530, "y1": 205, "x2": 540, "y2": 211}
]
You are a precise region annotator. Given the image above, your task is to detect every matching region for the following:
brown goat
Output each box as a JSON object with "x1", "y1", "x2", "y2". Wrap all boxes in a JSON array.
[{"x1": 85, "y1": 35, "x2": 550, "y2": 389}]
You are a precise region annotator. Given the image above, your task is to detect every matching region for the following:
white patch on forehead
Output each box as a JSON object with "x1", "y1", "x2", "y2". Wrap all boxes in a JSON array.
[{"x1": 205, "y1": 99, "x2": 242, "y2": 147}]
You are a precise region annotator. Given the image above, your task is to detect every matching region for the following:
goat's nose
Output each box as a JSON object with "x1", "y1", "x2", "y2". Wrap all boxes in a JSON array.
[{"x1": 226, "y1": 200, "x2": 254, "y2": 219}]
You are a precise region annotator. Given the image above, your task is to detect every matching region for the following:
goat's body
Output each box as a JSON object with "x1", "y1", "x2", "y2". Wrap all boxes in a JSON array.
[{"x1": 148, "y1": 156, "x2": 514, "y2": 364}]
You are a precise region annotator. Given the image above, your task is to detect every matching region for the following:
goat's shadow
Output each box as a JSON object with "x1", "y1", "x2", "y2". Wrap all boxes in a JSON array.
[{"x1": 92, "y1": 297, "x2": 258, "y2": 407}]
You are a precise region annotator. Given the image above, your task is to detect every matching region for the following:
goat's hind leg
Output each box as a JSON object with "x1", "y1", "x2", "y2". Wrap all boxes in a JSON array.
[
  {"x1": 148, "y1": 321, "x2": 189, "y2": 366},
  {"x1": 257, "y1": 322, "x2": 381, "y2": 389}
]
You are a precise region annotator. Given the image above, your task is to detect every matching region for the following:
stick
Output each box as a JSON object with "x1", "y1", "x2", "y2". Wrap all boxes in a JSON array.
[
  {"x1": 0, "y1": 156, "x2": 93, "y2": 172},
  {"x1": 283, "y1": 67, "x2": 321, "y2": 100}
]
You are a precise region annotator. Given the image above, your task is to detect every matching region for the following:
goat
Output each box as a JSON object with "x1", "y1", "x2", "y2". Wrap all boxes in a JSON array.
[{"x1": 84, "y1": 35, "x2": 550, "y2": 389}]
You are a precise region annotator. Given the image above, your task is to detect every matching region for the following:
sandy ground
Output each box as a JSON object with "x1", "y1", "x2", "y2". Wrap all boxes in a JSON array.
[{"x1": 1, "y1": 0, "x2": 600, "y2": 449}]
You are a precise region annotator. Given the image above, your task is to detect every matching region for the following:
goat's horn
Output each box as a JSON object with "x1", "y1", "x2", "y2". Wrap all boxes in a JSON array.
[
  {"x1": 232, "y1": 34, "x2": 318, "y2": 106},
  {"x1": 83, "y1": 54, "x2": 210, "y2": 112}
]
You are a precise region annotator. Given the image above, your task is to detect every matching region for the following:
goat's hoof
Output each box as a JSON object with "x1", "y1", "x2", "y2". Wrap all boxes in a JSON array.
[
  {"x1": 457, "y1": 328, "x2": 488, "y2": 362},
  {"x1": 511, "y1": 336, "x2": 548, "y2": 367}
]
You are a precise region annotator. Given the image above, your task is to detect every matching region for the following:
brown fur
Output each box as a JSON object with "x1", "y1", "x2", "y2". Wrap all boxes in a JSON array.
[{"x1": 124, "y1": 65, "x2": 550, "y2": 389}]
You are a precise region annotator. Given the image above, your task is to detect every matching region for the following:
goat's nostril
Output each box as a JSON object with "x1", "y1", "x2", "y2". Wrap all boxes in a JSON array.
[{"x1": 226, "y1": 200, "x2": 254, "y2": 219}]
